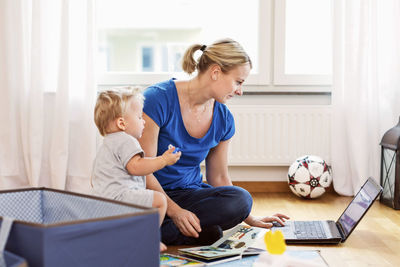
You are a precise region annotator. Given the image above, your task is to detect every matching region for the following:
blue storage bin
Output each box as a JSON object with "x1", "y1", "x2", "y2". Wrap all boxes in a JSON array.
[
  {"x1": 0, "y1": 187, "x2": 159, "y2": 267},
  {"x1": 0, "y1": 251, "x2": 27, "y2": 267}
]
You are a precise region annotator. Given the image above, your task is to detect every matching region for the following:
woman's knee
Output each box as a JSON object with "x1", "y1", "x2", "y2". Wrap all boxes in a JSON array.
[
  {"x1": 232, "y1": 186, "x2": 253, "y2": 214},
  {"x1": 218, "y1": 186, "x2": 253, "y2": 219}
]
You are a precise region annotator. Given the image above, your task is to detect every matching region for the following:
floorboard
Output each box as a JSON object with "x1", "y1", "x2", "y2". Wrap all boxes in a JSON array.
[{"x1": 165, "y1": 192, "x2": 400, "y2": 267}]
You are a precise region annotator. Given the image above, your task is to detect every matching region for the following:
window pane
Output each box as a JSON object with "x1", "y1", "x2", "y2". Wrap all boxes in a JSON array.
[
  {"x1": 141, "y1": 47, "x2": 154, "y2": 72},
  {"x1": 285, "y1": 0, "x2": 332, "y2": 75},
  {"x1": 96, "y1": 0, "x2": 259, "y2": 74}
]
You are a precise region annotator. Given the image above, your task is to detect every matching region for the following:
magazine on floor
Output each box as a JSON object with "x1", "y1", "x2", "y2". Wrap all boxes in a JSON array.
[
  {"x1": 160, "y1": 253, "x2": 205, "y2": 267},
  {"x1": 178, "y1": 225, "x2": 266, "y2": 264},
  {"x1": 161, "y1": 247, "x2": 265, "y2": 266}
]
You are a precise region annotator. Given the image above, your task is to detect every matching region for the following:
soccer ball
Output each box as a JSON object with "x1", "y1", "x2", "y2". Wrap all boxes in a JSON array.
[{"x1": 287, "y1": 155, "x2": 332, "y2": 199}]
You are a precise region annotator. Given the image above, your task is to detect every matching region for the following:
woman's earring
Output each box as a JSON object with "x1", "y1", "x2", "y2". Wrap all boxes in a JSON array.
[{"x1": 212, "y1": 76, "x2": 217, "y2": 80}]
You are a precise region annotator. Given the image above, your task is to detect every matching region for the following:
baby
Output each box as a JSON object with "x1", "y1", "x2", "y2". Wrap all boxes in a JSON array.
[{"x1": 92, "y1": 87, "x2": 181, "y2": 251}]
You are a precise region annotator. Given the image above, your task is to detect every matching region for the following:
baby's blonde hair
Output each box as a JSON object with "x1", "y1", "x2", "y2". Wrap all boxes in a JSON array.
[
  {"x1": 181, "y1": 38, "x2": 252, "y2": 75},
  {"x1": 94, "y1": 86, "x2": 144, "y2": 136}
]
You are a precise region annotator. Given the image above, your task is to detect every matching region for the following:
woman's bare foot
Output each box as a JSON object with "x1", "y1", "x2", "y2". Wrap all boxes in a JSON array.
[{"x1": 160, "y1": 242, "x2": 167, "y2": 252}]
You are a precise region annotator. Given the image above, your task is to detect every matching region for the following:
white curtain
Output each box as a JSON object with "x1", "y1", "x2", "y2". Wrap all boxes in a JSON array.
[
  {"x1": 332, "y1": 0, "x2": 400, "y2": 195},
  {"x1": 0, "y1": 0, "x2": 97, "y2": 194}
]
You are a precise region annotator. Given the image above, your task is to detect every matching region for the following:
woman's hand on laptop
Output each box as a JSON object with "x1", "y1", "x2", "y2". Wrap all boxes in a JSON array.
[{"x1": 245, "y1": 213, "x2": 290, "y2": 228}]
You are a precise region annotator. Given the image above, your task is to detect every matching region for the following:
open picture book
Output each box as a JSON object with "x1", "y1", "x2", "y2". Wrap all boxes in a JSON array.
[{"x1": 177, "y1": 225, "x2": 266, "y2": 264}]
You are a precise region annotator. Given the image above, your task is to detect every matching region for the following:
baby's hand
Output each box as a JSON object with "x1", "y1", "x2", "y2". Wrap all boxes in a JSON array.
[{"x1": 162, "y1": 146, "x2": 181, "y2": 166}]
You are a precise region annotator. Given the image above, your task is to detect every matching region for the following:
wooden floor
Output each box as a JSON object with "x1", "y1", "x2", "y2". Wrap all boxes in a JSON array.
[{"x1": 166, "y1": 192, "x2": 400, "y2": 267}]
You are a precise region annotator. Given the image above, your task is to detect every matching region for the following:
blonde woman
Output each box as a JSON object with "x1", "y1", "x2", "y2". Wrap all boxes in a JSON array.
[{"x1": 139, "y1": 39, "x2": 289, "y2": 245}]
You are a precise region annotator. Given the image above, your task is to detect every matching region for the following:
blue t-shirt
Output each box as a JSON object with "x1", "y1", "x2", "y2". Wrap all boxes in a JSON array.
[{"x1": 143, "y1": 79, "x2": 235, "y2": 190}]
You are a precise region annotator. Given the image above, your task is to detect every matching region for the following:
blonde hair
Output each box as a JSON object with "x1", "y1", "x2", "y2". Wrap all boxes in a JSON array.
[
  {"x1": 94, "y1": 86, "x2": 144, "y2": 136},
  {"x1": 181, "y1": 38, "x2": 252, "y2": 75}
]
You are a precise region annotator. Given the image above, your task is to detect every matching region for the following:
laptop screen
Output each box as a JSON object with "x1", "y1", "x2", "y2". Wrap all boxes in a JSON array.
[{"x1": 337, "y1": 178, "x2": 382, "y2": 239}]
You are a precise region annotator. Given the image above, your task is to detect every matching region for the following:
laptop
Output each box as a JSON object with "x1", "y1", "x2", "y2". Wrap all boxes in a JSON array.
[{"x1": 271, "y1": 177, "x2": 382, "y2": 244}]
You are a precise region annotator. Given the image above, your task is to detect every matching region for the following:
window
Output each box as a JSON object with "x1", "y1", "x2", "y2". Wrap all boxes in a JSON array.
[
  {"x1": 96, "y1": 0, "x2": 269, "y2": 85},
  {"x1": 274, "y1": 0, "x2": 332, "y2": 85},
  {"x1": 96, "y1": 0, "x2": 332, "y2": 90}
]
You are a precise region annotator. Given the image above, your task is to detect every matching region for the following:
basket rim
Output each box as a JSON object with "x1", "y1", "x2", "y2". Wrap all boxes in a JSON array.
[{"x1": 0, "y1": 187, "x2": 158, "y2": 227}]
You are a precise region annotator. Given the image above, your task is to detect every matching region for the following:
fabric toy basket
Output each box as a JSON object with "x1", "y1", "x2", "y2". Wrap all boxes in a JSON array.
[
  {"x1": 0, "y1": 215, "x2": 27, "y2": 267},
  {"x1": 0, "y1": 187, "x2": 159, "y2": 267},
  {"x1": 0, "y1": 251, "x2": 27, "y2": 267}
]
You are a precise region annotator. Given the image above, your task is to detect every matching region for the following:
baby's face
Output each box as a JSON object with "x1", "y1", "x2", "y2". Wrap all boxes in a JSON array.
[{"x1": 123, "y1": 98, "x2": 145, "y2": 139}]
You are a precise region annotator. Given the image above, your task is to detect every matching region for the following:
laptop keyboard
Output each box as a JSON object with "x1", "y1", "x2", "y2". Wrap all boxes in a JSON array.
[{"x1": 293, "y1": 221, "x2": 327, "y2": 239}]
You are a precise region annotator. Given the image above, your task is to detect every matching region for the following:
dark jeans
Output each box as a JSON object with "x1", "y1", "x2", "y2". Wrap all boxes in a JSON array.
[{"x1": 161, "y1": 185, "x2": 253, "y2": 245}]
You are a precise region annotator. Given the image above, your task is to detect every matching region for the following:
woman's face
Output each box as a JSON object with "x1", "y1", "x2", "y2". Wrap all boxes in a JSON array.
[{"x1": 213, "y1": 63, "x2": 251, "y2": 103}]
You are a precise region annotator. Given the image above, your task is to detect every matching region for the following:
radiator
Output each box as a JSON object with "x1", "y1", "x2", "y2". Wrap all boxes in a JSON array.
[{"x1": 227, "y1": 105, "x2": 331, "y2": 166}]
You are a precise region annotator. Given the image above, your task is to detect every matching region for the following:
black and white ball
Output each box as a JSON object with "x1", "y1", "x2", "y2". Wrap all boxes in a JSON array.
[{"x1": 287, "y1": 155, "x2": 332, "y2": 198}]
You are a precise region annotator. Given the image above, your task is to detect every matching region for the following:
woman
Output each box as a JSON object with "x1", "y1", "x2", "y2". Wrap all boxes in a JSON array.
[{"x1": 140, "y1": 38, "x2": 289, "y2": 245}]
